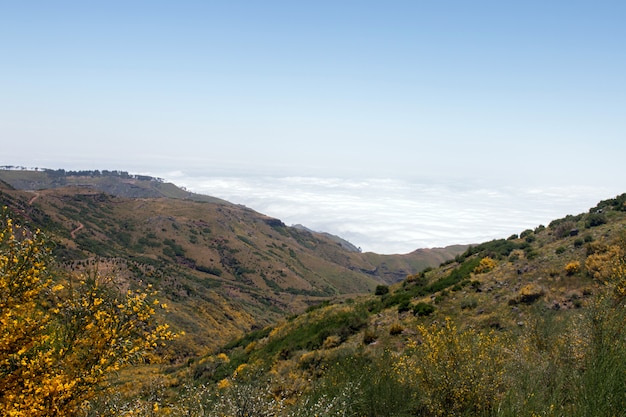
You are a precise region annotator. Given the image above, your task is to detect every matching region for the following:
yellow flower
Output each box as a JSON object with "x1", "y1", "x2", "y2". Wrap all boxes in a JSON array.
[{"x1": 217, "y1": 378, "x2": 231, "y2": 389}]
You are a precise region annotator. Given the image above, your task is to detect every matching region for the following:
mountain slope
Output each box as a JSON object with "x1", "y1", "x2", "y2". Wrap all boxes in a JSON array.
[
  {"x1": 171, "y1": 192, "x2": 626, "y2": 416},
  {"x1": 0, "y1": 168, "x2": 466, "y2": 356}
]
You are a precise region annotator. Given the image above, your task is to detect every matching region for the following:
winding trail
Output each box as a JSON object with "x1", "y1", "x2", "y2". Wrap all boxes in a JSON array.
[
  {"x1": 27, "y1": 192, "x2": 40, "y2": 205},
  {"x1": 70, "y1": 222, "x2": 84, "y2": 239},
  {"x1": 26, "y1": 191, "x2": 86, "y2": 240}
]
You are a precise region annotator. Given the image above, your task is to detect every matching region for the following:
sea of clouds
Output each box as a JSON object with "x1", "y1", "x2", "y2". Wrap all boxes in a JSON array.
[{"x1": 157, "y1": 173, "x2": 620, "y2": 255}]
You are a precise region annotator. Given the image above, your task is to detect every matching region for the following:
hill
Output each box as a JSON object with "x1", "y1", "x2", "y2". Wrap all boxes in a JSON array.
[
  {"x1": 0, "y1": 166, "x2": 227, "y2": 202},
  {"x1": 0, "y1": 168, "x2": 466, "y2": 356},
  {"x1": 3, "y1": 167, "x2": 626, "y2": 415},
  {"x1": 149, "y1": 191, "x2": 626, "y2": 416}
]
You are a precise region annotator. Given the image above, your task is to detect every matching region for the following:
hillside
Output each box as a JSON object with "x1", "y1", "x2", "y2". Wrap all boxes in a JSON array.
[
  {"x1": 0, "y1": 168, "x2": 465, "y2": 356},
  {"x1": 151, "y1": 192, "x2": 626, "y2": 416},
  {"x1": 3, "y1": 168, "x2": 626, "y2": 415}
]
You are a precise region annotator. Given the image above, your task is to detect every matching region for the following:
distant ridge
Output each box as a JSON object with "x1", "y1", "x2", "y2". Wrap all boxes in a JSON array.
[
  {"x1": 292, "y1": 223, "x2": 362, "y2": 252},
  {"x1": 0, "y1": 167, "x2": 228, "y2": 203}
]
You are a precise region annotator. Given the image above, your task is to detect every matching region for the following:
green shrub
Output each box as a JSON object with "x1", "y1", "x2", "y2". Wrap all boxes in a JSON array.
[
  {"x1": 586, "y1": 212, "x2": 607, "y2": 228},
  {"x1": 397, "y1": 301, "x2": 411, "y2": 314},
  {"x1": 413, "y1": 302, "x2": 435, "y2": 317},
  {"x1": 520, "y1": 229, "x2": 534, "y2": 239},
  {"x1": 375, "y1": 285, "x2": 390, "y2": 296}
]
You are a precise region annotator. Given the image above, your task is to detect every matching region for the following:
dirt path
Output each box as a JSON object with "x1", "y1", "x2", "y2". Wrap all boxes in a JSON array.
[
  {"x1": 28, "y1": 192, "x2": 40, "y2": 205},
  {"x1": 70, "y1": 222, "x2": 84, "y2": 239}
]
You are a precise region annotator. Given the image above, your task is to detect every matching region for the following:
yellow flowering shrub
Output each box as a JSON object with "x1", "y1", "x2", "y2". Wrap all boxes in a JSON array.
[
  {"x1": 585, "y1": 245, "x2": 622, "y2": 280},
  {"x1": 585, "y1": 242, "x2": 626, "y2": 298},
  {"x1": 474, "y1": 256, "x2": 497, "y2": 274},
  {"x1": 0, "y1": 211, "x2": 175, "y2": 416},
  {"x1": 564, "y1": 260, "x2": 581, "y2": 276},
  {"x1": 517, "y1": 283, "x2": 545, "y2": 304},
  {"x1": 398, "y1": 318, "x2": 509, "y2": 416}
]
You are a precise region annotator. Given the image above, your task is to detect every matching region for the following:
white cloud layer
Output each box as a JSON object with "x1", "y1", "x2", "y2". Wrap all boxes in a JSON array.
[{"x1": 159, "y1": 174, "x2": 621, "y2": 254}]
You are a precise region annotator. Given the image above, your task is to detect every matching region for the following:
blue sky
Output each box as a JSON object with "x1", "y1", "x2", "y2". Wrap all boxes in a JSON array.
[{"x1": 2, "y1": 1, "x2": 625, "y2": 252}]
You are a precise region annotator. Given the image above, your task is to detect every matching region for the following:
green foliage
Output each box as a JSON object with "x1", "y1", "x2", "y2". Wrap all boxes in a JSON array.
[
  {"x1": 594, "y1": 192, "x2": 626, "y2": 212},
  {"x1": 236, "y1": 234, "x2": 254, "y2": 247},
  {"x1": 520, "y1": 229, "x2": 534, "y2": 239},
  {"x1": 305, "y1": 300, "x2": 330, "y2": 313},
  {"x1": 550, "y1": 214, "x2": 584, "y2": 238},
  {"x1": 162, "y1": 238, "x2": 185, "y2": 257},
  {"x1": 194, "y1": 264, "x2": 222, "y2": 276},
  {"x1": 525, "y1": 234, "x2": 536, "y2": 243},
  {"x1": 223, "y1": 327, "x2": 273, "y2": 351},
  {"x1": 462, "y1": 239, "x2": 521, "y2": 260},
  {"x1": 586, "y1": 212, "x2": 607, "y2": 228},
  {"x1": 374, "y1": 285, "x2": 389, "y2": 296},
  {"x1": 315, "y1": 351, "x2": 419, "y2": 416},
  {"x1": 381, "y1": 291, "x2": 412, "y2": 308},
  {"x1": 0, "y1": 211, "x2": 174, "y2": 416},
  {"x1": 397, "y1": 300, "x2": 411, "y2": 314},
  {"x1": 423, "y1": 257, "x2": 481, "y2": 294},
  {"x1": 262, "y1": 306, "x2": 369, "y2": 358},
  {"x1": 412, "y1": 302, "x2": 435, "y2": 316}
]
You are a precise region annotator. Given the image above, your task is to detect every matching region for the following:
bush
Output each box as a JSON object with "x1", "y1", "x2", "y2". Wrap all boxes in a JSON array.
[
  {"x1": 375, "y1": 285, "x2": 389, "y2": 296},
  {"x1": 586, "y1": 212, "x2": 607, "y2": 228},
  {"x1": 474, "y1": 256, "x2": 497, "y2": 274},
  {"x1": 565, "y1": 261, "x2": 581, "y2": 275},
  {"x1": 195, "y1": 264, "x2": 223, "y2": 276},
  {"x1": 413, "y1": 302, "x2": 435, "y2": 317},
  {"x1": 0, "y1": 211, "x2": 175, "y2": 416},
  {"x1": 515, "y1": 284, "x2": 545, "y2": 304},
  {"x1": 424, "y1": 257, "x2": 481, "y2": 294},
  {"x1": 389, "y1": 323, "x2": 404, "y2": 336},
  {"x1": 397, "y1": 300, "x2": 411, "y2": 313},
  {"x1": 520, "y1": 229, "x2": 534, "y2": 239},
  {"x1": 399, "y1": 318, "x2": 509, "y2": 416}
]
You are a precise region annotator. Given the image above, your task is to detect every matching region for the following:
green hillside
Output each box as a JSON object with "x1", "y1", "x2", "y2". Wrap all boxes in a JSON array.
[
  {"x1": 145, "y1": 192, "x2": 626, "y2": 417},
  {"x1": 0, "y1": 168, "x2": 465, "y2": 357},
  {"x1": 5, "y1": 167, "x2": 624, "y2": 416}
]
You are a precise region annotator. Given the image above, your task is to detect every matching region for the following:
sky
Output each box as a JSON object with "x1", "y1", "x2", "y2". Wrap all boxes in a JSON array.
[{"x1": 2, "y1": 1, "x2": 625, "y2": 253}]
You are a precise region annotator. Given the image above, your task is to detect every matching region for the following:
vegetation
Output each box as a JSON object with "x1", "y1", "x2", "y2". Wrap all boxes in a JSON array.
[
  {"x1": 0, "y1": 210, "x2": 175, "y2": 416},
  {"x1": 3, "y1": 169, "x2": 626, "y2": 416},
  {"x1": 0, "y1": 172, "x2": 465, "y2": 354}
]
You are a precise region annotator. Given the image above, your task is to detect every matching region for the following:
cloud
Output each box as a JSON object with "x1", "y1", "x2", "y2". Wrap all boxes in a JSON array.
[{"x1": 161, "y1": 174, "x2": 621, "y2": 254}]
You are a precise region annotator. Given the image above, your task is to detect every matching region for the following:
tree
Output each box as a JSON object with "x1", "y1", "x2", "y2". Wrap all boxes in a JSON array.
[
  {"x1": 0, "y1": 209, "x2": 175, "y2": 416},
  {"x1": 374, "y1": 285, "x2": 389, "y2": 296}
]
